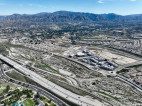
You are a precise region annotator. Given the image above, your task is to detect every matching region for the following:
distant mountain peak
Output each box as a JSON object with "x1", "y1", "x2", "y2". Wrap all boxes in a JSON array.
[{"x1": 1, "y1": 11, "x2": 142, "y2": 27}]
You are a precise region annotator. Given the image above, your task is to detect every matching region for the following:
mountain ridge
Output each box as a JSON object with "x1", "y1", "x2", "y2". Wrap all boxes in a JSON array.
[{"x1": 0, "y1": 11, "x2": 142, "y2": 27}]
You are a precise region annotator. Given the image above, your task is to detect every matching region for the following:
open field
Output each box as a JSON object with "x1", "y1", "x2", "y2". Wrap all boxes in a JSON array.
[
  {"x1": 23, "y1": 99, "x2": 35, "y2": 106},
  {"x1": 0, "y1": 88, "x2": 5, "y2": 94},
  {"x1": 1, "y1": 43, "x2": 142, "y2": 106},
  {"x1": 6, "y1": 70, "x2": 27, "y2": 82},
  {"x1": 95, "y1": 50, "x2": 137, "y2": 65},
  {"x1": 0, "y1": 78, "x2": 18, "y2": 89}
]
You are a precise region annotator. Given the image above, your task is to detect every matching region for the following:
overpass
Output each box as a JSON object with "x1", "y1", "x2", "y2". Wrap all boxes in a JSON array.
[
  {"x1": 0, "y1": 54, "x2": 104, "y2": 106},
  {"x1": 0, "y1": 63, "x2": 68, "y2": 106}
]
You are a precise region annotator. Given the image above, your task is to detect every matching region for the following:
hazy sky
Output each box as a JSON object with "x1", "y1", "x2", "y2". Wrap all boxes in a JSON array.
[{"x1": 0, "y1": 0, "x2": 141, "y2": 15}]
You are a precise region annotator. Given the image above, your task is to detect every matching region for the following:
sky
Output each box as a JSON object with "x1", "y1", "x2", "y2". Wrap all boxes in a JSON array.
[{"x1": 0, "y1": 0, "x2": 141, "y2": 15}]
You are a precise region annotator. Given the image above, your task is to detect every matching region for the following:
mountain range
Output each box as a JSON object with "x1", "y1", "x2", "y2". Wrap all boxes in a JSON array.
[{"x1": 0, "y1": 11, "x2": 142, "y2": 27}]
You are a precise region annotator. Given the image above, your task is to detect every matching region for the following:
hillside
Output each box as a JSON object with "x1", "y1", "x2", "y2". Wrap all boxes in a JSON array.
[{"x1": 0, "y1": 11, "x2": 142, "y2": 27}]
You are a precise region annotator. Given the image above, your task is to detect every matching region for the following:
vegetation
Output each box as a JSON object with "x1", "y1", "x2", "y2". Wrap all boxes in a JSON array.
[
  {"x1": 117, "y1": 69, "x2": 129, "y2": 74},
  {"x1": 45, "y1": 103, "x2": 48, "y2": 106},
  {"x1": 37, "y1": 63, "x2": 59, "y2": 73},
  {"x1": 0, "y1": 88, "x2": 5, "y2": 94},
  {"x1": 21, "y1": 55, "x2": 59, "y2": 73},
  {"x1": 91, "y1": 73, "x2": 103, "y2": 77},
  {"x1": 21, "y1": 55, "x2": 35, "y2": 62},
  {"x1": 33, "y1": 99, "x2": 39, "y2": 105},
  {"x1": 23, "y1": 99, "x2": 35, "y2": 106},
  {"x1": 6, "y1": 71, "x2": 27, "y2": 82},
  {"x1": 0, "y1": 44, "x2": 11, "y2": 51},
  {"x1": 6, "y1": 85, "x2": 10, "y2": 92},
  {"x1": 128, "y1": 64, "x2": 142, "y2": 68},
  {"x1": 0, "y1": 43, "x2": 29, "y2": 50},
  {"x1": 0, "y1": 44, "x2": 9, "y2": 55},
  {"x1": 47, "y1": 77, "x2": 86, "y2": 96},
  {"x1": 0, "y1": 84, "x2": 55, "y2": 106},
  {"x1": 1, "y1": 88, "x2": 34, "y2": 106},
  {"x1": 96, "y1": 90, "x2": 120, "y2": 102},
  {"x1": 35, "y1": 92, "x2": 40, "y2": 98},
  {"x1": 35, "y1": 92, "x2": 56, "y2": 106}
]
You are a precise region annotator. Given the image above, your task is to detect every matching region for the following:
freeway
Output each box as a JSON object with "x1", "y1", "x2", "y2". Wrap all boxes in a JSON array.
[
  {"x1": 0, "y1": 54, "x2": 104, "y2": 106},
  {"x1": 0, "y1": 63, "x2": 68, "y2": 106}
]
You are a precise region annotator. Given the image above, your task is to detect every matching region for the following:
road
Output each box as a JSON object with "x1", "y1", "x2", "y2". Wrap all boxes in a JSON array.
[
  {"x1": 0, "y1": 54, "x2": 105, "y2": 106},
  {"x1": 113, "y1": 61, "x2": 142, "y2": 74},
  {"x1": 115, "y1": 75, "x2": 142, "y2": 92},
  {"x1": 37, "y1": 98, "x2": 45, "y2": 106},
  {"x1": 109, "y1": 60, "x2": 142, "y2": 92},
  {"x1": 0, "y1": 63, "x2": 68, "y2": 106}
]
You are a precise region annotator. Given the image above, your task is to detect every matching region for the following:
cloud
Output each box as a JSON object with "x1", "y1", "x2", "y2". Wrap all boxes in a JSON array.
[
  {"x1": 98, "y1": 0, "x2": 104, "y2": 3},
  {"x1": 97, "y1": 0, "x2": 115, "y2": 4},
  {"x1": 130, "y1": 0, "x2": 136, "y2": 1},
  {"x1": 28, "y1": 4, "x2": 47, "y2": 9},
  {"x1": 97, "y1": 0, "x2": 137, "y2": 4}
]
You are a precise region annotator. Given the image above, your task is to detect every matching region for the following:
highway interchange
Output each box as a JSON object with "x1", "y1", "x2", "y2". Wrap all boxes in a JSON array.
[
  {"x1": 0, "y1": 63, "x2": 68, "y2": 106},
  {"x1": 0, "y1": 54, "x2": 104, "y2": 106},
  {"x1": 1, "y1": 53, "x2": 142, "y2": 106}
]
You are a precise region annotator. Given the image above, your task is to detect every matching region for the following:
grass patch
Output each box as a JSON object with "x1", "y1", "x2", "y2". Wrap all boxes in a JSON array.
[
  {"x1": 47, "y1": 77, "x2": 86, "y2": 96},
  {"x1": 91, "y1": 73, "x2": 103, "y2": 77},
  {"x1": 6, "y1": 71, "x2": 27, "y2": 82},
  {"x1": 96, "y1": 90, "x2": 120, "y2": 102},
  {"x1": 0, "y1": 88, "x2": 5, "y2": 94},
  {"x1": 128, "y1": 64, "x2": 142, "y2": 68},
  {"x1": 40, "y1": 95, "x2": 56, "y2": 106},
  {"x1": 21, "y1": 55, "x2": 35, "y2": 62},
  {"x1": 0, "y1": 43, "x2": 11, "y2": 51},
  {"x1": 116, "y1": 69, "x2": 129, "y2": 74},
  {"x1": 23, "y1": 99, "x2": 35, "y2": 106},
  {"x1": 0, "y1": 43, "x2": 28, "y2": 49},
  {"x1": 0, "y1": 45, "x2": 9, "y2": 55},
  {"x1": 37, "y1": 63, "x2": 59, "y2": 73},
  {"x1": 21, "y1": 55, "x2": 58, "y2": 73}
]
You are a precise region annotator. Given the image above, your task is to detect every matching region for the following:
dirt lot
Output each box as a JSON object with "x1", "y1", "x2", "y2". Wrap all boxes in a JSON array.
[{"x1": 91, "y1": 49, "x2": 137, "y2": 65}]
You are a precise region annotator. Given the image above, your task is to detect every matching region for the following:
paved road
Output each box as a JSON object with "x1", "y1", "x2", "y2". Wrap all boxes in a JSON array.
[
  {"x1": 0, "y1": 54, "x2": 105, "y2": 106},
  {"x1": 0, "y1": 63, "x2": 68, "y2": 106},
  {"x1": 37, "y1": 98, "x2": 45, "y2": 106},
  {"x1": 115, "y1": 75, "x2": 142, "y2": 92},
  {"x1": 110, "y1": 61, "x2": 142, "y2": 92},
  {"x1": 113, "y1": 61, "x2": 142, "y2": 74}
]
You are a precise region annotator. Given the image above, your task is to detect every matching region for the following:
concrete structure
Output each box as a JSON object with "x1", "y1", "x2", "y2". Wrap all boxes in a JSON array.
[
  {"x1": 13, "y1": 102, "x2": 24, "y2": 106},
  {"x1": 0, "y1": 64, "x2": 67, "y2": 106},
  {"x1": 0, "y1": 54, "x2": 104, "y2": 106},
  {"x1": 76, "y1": 50, "x2": 118, "y2": 71}
]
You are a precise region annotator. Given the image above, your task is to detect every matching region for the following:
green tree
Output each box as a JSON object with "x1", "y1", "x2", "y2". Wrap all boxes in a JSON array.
[
  {"x1": 45, "y1": 103, "x2": 48, "y2": 106},
  {"x1": 34, "y1": 99, "x2": 39, "y2": 105},
  {"x1": 27, "y1": 92, "x2": 32, "y2": 98},
  {"x1": 40, "y1": 96, "x2": 46, "y2": 100},
  {"x1": 4, "y1": 102, "x2": 8, "y2": 106},
  {"x1": 35, "y1": 92, "x2": 40, "y2": 98},
  {"x1": 6, "y1": 85, "x2": 10, "y2": 92},
  {"x1": 48, "y1": 99, "x2": 51, "y2": 103}
]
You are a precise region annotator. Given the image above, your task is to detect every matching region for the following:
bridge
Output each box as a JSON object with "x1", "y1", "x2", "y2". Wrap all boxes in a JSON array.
[{"x1": 0, "y1": 54, "x2": 104, "y2": 106}]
